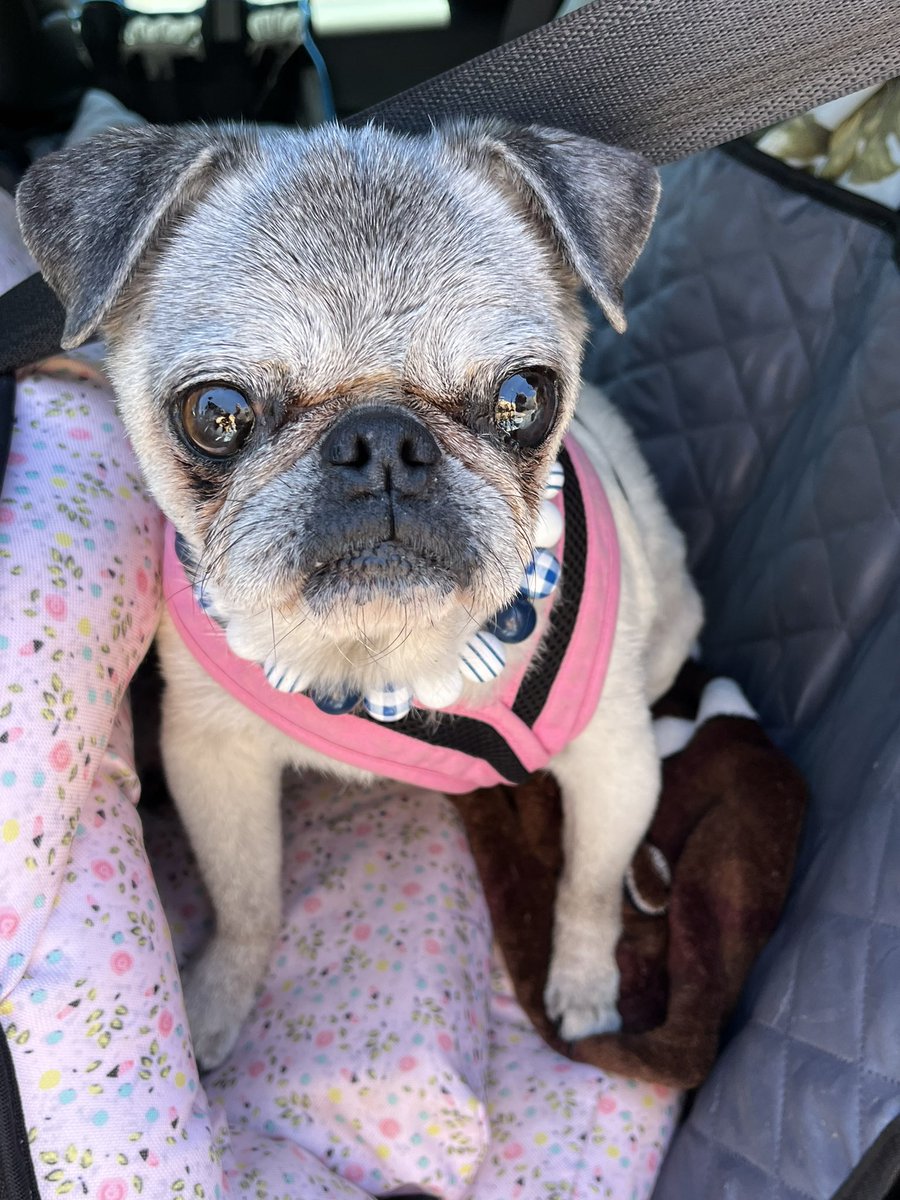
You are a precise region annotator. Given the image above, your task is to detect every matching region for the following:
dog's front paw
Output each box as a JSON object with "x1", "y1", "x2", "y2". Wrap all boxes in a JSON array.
[
  {"x1": 181, "y1": 937, "x2": 265, "y2": 1071},
  {"x1": 544, "y1": 910, "x2": 622, "y2": 1041}
]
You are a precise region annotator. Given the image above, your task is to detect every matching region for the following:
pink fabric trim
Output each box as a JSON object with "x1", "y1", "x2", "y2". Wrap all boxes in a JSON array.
[
  {"x1": 163, "y1": 434, "x2": 619, "y2": 790},
  {"x1": 532, "y1": 436, "x2": 621, "y2": 754}
]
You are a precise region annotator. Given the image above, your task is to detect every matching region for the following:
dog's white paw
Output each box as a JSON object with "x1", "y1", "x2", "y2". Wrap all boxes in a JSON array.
[
  {"x1": 181, "y1": 937, "x2": 263, "y2": 1072},
  {"x1": 545, "y1": 912, "x2": 622, "y2": 1041}
]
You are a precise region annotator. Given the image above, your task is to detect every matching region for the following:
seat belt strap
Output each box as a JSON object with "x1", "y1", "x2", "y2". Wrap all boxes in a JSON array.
[{"x1": 352, "y1": 0, "x2": 900, "y2": 166}]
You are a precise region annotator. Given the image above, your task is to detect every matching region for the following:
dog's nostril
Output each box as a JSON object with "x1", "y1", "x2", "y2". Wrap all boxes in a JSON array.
[
  {"x1": 400, "y1": 431, "x2": 440, "y2": 469},
  {"x1": 326, "y1": 431, "x2": 370, "y2": 469}
]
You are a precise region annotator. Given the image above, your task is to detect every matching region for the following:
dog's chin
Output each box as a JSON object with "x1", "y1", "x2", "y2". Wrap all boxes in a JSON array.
[
  {"x1": 301, "y1": 543, "x2": 457, "y2": 625},
  {"x1": 217, "y1": 540, "x2": 522, "y2": 685}
]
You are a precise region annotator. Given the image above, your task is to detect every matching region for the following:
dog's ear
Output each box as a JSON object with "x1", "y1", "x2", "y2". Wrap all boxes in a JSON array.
[
  {"x1": 445, "y1": 122, "x2": 660, "y2": 333},
  {"x1": 16, "y1": 124, "x2": 253, "y2": 349}
]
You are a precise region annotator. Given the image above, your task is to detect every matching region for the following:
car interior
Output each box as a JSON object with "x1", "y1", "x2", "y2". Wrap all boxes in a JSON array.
[{"x1": 1, "y1": 3, "x2": 898, "y2": 1199}]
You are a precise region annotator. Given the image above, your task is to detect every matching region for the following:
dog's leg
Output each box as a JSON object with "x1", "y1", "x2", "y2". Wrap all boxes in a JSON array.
[
  {"x1": 163, "y1": 701, "x2": 282, "y2": 1070},
  {"x1": 159, "y1": 620, "x2": 283, "y2": 1071},
  {"x1": 544, "y1": 638, "x2": 660, "y2": 1041}
]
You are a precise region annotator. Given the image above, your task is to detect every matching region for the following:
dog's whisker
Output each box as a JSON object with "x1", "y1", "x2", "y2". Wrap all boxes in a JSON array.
[{"x1": 270, "y1": 608, "x2": 312, "y2": 651}]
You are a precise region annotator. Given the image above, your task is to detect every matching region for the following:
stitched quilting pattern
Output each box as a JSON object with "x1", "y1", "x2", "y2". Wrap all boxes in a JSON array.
[{"x1": 584, "y1": 149, "x2": 900, "y2": 1199}]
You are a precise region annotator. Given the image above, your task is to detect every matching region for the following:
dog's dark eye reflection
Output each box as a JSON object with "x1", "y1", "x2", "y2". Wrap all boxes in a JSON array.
[
  {"x1": 494, "y1": 371, "x2": 557, "y2": 448},
  {"x1": 181, "y1": 386, "x2": 255, "y2": 458}
]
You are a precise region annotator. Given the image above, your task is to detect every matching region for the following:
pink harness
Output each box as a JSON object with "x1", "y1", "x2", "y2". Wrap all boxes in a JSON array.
[{"x1": 163, "y1": 435, "x2": 619, "y2": 793}]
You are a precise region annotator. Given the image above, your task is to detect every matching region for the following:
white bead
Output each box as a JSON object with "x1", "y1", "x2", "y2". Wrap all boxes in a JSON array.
[
  {"x1": 363, "y1": 684, "x2": 412, "y2": 722},
  {"x1": 533, "y1": 498, "x2": 564, "y2": 548},
  {"x1": 544, "y1": 461, "x2": 565, "y2": 498},
  {"x1": 263, "y1": 653, "x2": 311, "y2": 694},
  {"x1": 459, "y1": 631, "x2": 506, "y2": 683},
  {"x1": 413, "y1": 671, "x2": 465, "y2": 710}
]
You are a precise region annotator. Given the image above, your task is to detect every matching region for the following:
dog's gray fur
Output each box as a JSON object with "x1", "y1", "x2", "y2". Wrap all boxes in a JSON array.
[{"x1": 18, "y1": 120, "x2": 702, "y2": 1070}]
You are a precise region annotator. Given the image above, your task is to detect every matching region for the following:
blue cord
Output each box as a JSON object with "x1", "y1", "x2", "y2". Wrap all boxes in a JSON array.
[{"x1": 298, "y1": 0, "x2": 336, "y2": 121}]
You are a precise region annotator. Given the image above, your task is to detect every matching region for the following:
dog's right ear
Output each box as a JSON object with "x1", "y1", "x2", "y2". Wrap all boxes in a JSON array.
[{"x1": 16, "y1": 124, "x2": 252, "y2": 349}]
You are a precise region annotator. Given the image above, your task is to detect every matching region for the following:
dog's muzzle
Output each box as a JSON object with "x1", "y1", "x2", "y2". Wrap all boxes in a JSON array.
[{"x1": 296, "y1": 405, "x2": 473, "y2": 607}]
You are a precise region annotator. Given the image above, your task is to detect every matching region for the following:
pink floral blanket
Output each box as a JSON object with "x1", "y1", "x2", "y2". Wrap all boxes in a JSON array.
[{"x1": 0, "y1": 189, "x2": 677, "y2": 1200}]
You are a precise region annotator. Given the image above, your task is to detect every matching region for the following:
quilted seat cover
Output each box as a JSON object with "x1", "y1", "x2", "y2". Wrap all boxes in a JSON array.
[{"x1": 584, "y1": 148, "x2": 900, "y2": 1199}]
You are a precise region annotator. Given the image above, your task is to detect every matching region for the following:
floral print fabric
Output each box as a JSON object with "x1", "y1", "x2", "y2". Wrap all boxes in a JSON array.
[
  {"x1": 754, "y1": 79, "x2": 900, "y2": 208},
  {"x1": 0, "y1": 189, "x2": 678, "y2": 1199},
  {"x1": 145, "y1": 778, "x2": 679, "y2": 1200}
]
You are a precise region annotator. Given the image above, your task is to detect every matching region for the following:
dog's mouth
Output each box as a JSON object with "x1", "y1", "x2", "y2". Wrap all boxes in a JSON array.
[{"x1": 302, "y1": 540, "x2": 459, "y2": 612}]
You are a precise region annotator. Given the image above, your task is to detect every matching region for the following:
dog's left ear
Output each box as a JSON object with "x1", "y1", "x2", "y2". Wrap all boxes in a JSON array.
[
  {"x1": 444, "y1": 121, "x2": 660, "y2": 333},
  {"x1": 16, "y1": 124, "x2": 253, "y2": 348}
]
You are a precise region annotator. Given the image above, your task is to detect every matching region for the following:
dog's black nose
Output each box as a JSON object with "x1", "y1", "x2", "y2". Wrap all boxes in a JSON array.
[{"x1": 320, "y1": 406, "x2": 440, "y2": 497}]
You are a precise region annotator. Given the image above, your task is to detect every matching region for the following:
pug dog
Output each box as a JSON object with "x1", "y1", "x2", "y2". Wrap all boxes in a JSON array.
[{"x1": 17, "y1": 120, "x2": 703, "y2": 1071}]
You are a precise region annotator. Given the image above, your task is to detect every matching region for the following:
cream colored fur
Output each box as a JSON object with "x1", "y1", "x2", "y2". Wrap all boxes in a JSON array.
[{"x1": 158, "y1": 382, "x2": 702, "y2": 1067}]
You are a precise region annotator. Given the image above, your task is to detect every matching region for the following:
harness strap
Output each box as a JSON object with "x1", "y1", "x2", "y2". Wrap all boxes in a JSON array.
[
  {"x1": 513, "y1": 444, "x2": 584, "y2": 725},
  {"x1": 164, "y1": 443, "x2": 596, "y2": 790},
  {"x1": 353, "y1": 445, "x2": 585, "y2": 784}
]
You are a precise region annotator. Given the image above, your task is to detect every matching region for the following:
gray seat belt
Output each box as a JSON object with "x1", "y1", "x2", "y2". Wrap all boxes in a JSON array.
[{"x1": 352, "y1": 0, "x2": 900, "y2": 164}]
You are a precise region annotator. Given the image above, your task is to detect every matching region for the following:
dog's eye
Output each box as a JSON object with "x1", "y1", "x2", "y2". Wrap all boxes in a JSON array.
[
  {"x1": 181, "y1": 386, "x2": 255, "y2": 458},
  {"x1": 494, "y1": 371, "x2": 558, "y2": 448}
]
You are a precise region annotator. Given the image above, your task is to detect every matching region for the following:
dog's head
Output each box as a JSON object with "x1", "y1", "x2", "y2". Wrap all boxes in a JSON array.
[{"x1": 17, "y1": 121, "x2": 658, "y2": 695}]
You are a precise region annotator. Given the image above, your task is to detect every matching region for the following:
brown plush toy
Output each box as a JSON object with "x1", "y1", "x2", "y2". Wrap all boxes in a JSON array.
[{"x1": 451, "y1": 663, "x2": 807, "y2": 1089}]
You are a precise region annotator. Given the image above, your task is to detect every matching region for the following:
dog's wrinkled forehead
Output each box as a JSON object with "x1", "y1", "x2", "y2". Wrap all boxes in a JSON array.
[
  {"x1": 141, "y1": 126, "x2": 576, "y2": 396},
  {"x1": 17, "y1": 117, "x2": 660, "y2": 365}
]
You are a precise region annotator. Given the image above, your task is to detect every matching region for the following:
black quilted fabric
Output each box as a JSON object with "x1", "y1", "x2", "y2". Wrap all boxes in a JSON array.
[{"x1": 584, "y1": 148, "x2": 900, "y2": 1199}]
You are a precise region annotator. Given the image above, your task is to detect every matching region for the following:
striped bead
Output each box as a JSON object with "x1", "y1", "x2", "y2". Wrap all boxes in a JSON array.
[
  {"x1": 459, "y1": 631, "x2": 506, "y2": 683},
  {"x1": 263, "y1": 654, "x2": 311, "y2": 695},
  {"x1": 544, "y1": 461, "x2": 565, "y2": 499}
]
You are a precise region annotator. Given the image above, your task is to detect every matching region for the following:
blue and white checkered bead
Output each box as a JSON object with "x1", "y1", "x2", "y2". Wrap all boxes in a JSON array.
[
  {"x1": 521, "y1": 549, "x2": 561, "y2": 600},
  {"x1": 364, "y1": 683, "x2": 413, "y2": 722},
  {"x1": 544, "y1": 461, "x2": 565, "y2": 499},
  {"x1": 459, "y1": 630, "x2": 506, "y2": 683}
]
